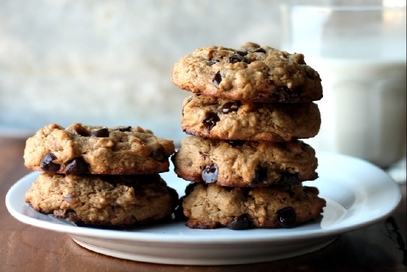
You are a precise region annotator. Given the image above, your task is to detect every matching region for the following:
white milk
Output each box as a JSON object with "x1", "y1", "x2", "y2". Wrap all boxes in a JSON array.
[{"x1": 304, "y1": 57, "x2": 406, "y2": 167}]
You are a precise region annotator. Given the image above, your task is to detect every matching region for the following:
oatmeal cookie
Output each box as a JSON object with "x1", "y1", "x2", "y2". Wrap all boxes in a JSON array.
[
  {"x1": 181, "y1": 94, "x2": 321, "y2": 141},
  {"x1": 172, "y1": 136, "x2": 318, "y2": 187},
  {"x1": 171, "y1": 42, "x2": 322, "y2": 102},
  {"x1": 24, "y1": 123, "x2": 175, "y2": 175},
  {"x1": 181, "y1": 183, "x2": 325, "y2": 229},
  {"x1": 25, "y1": 173, "x2": 178, "y2": 227}
]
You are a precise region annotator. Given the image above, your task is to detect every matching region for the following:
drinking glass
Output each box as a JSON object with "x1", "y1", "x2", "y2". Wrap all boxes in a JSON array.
[{"x1": 280, "y1": 0, "x2": 406, "y2": 168}]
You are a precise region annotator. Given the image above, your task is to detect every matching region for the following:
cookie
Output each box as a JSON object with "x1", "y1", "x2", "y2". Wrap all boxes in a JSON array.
[
  {"x1": 25, "y1": 173, "x2": 179, "y2": 227},
  {"x1": 172, "y1": 136, "x2": 318, "y2": 187},
  {"x1": 181, "y1": 94, "x2": 321, "y2": 141},
  {"x1": 181, "y1": 183, "x2": 325, "y2": 229},
  {"x1": 24, "y1": 123, "x2": 175, "y2": 175},
  {"x1": 171, "y1": 42, "x2": 322, "y2": 103}
]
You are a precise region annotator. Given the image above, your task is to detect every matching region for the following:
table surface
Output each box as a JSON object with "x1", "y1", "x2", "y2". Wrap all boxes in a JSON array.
[{"x1": 1, "y1": 137, "x2": 406, "y2": 272}]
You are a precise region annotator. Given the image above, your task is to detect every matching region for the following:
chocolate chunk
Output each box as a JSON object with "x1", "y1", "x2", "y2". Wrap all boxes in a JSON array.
[
  {"x1": 251, "y1": 165, "x2": 268, "y2": 186},
  {"x1": 276, "y1": 206, "x2": 296, "y2": 228},
  {"x1": 235, "y1": 50, "x2": 248, "y2": 56},
  {"x1": 279, "y1": 173, "x2": 301, "y2": 185},
  {"x1": 227, "y1": 214, "x2": 250, "y2": 230},
  {"x1": 65, "y1": 157, "x2": 88, "y2": 175},
  {"x1": 274, "y1": 86, "x2": 301, "y2": 102},
  {"x1": 114, "y1": 126, "x2": 132, "y2": 132},
  {"x1": 40, "y1": 152, "x2": 60, "y2": 172},
  {"x1": 227, "y1": 55, "x2": 250, "y2": 64},
  {"x1": 227, "y1": 55, "x2": 240, "y2": 63},
  {"x1": 213, "y1": 71, "x2": 222, "y2": 88},
  {"x1": 202, "y1": 164, "x2": 219, "y2": 183},
  {"x1": 207, "y1": 59, "x2": 219, "y2": 66},
  {"x1": 150, "y1": 146, "x2": 166, "y2": 162},
  {"x1": 203, "y1": 112, "x2": 220, "y2": 130},
  {"x1": 91, "y1": 128, "x2": 109, "y2": 137},
  {"x1": 253, "y1": 48, "x2": 266, "y2": 54},
  {"x1": 219, "y1": 102, "x2": 239, "y2": 114}
]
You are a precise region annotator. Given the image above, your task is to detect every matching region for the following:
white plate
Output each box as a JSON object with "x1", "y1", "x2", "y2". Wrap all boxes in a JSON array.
[{"x1": 5, "y1": 152, "x2": 401, "y2": 265}]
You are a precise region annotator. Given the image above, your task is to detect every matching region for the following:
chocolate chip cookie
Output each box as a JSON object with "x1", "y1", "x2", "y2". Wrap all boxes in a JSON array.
[
  {"x1": 172, "y1": 136, "x2": 318, "y2": 187},
  {"x1": 181, "y1": 94, "x2": 321, "y2": 141},
  {"x1": 171, "y1": 42, "x2": 322, "y2": 102},
  {"x1": 25, "y1": 173, "x2": 179, "y2": 227},
  {"x1": 24, "y1": 123, "x2": 175, "y2": 175},
  {"x1": 181, "y1": 183, "x2": 325, "y2": 229}
]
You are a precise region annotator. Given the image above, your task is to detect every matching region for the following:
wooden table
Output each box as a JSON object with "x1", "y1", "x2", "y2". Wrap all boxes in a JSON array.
[{"x1": 1, "y1": 137, "x2": 406, "y2": 272}]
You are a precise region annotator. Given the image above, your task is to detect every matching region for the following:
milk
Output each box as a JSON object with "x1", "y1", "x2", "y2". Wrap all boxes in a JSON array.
[{"x1": 304, "y1": 57, "x2": 406, "y2": 167}]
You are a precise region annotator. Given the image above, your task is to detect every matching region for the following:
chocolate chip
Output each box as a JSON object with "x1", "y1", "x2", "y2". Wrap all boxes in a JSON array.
[
  {"x1": 274, "y1": 86, "x2": 301, "y2": 102},
  {"x1": 207, "y1": 59, "x2": 219, "y2": 66},
  {"x1": 227, "y1": 55, "x2": 240, "y2": 63},
  {"x1": 219, "y1": 102, "x2": 239, "y2": 114},
  {"x1": 202, "y1": 164, "x2": 218, "y2": 183},
  {"x1": 40, "y1": 152, "x2": 60, "y2": 172},
  {"x1": 279, "y1": 173, "x2": 301, "y2": 185},
  {"x1": 203, "y1": 112, "x2": 220, "y2": 130},
  {"x1": 276, "y1": 206, "x2": 296, "y2": 228},
  {"x1": 114, "y1": 126, "x2": 132, "y2": 132},
  {"x1": 227, "y1": 140, "x2": 245, "y2": 147},
  {"x1": 236, "y1": 50, "x2": 248, "y2": 56},
  {"x1": 91, "y1": 128, "x2": 109, "y2": 137},
  {"x1": 150, "y1": 146, "x2": 166, "y2": 162},
  {"x1": 65, "y1": 157, "x2": 88, "y2": 175},
  {"x1": 227, "y1": 214, "x2": 250, "y2": 230},
  {"x1": 253, "y1": 48, "x2": 266, "y2": 54},
  {"x1": 251, "y1": 165, "x2": 268, "y2": 186},
  {"x1": 227, "y1": 55, "x2": 250, "y2": 64},
  {"x1": 213, "y1": 71, "x2": 222, "y2": 88}
]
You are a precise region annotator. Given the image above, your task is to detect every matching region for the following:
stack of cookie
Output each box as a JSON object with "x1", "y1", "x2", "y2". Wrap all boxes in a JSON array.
[
  {"x1": 171, "y1": 42, "x2": 326, "y2": 229},
  {"x1": 24, "y1": 123, "x2": 178, "y2": 228}
]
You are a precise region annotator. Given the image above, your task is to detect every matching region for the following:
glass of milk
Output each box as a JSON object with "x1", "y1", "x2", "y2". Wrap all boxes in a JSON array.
[{"x1": 280, "y1": 0, "x2": 406, "y2": 168}]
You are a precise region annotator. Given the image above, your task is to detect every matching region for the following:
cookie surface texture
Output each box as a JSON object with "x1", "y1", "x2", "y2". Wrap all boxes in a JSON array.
[
  {"x1": 182, "y1": 183, "x2": 326, "y2": 229},
  {"x1": 25, "y1": 173, "x2": 178, "y2": 227},
  {"x1": 23, "y1": 123, "x2": 175, "y2": 175},
  {"x1": 171, "y1": 42, "x2": 322, "y2": 102},
  {"x1": 172, "y1": 136, "x2": 318, "y2": 187},
  {"x1": 181, "y1": 94, "x2": 321, "y2": 141}
]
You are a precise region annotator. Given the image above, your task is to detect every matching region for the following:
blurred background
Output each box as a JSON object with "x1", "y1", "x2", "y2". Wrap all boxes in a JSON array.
[
  {"x1": 0, "y1": 0, "x2": 282, "y2": 143},
  {"x1": 1, "y1": 0, "x2": 405, "y2": 182}
]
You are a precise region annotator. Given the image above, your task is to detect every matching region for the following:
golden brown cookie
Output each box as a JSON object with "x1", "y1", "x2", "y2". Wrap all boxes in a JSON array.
[
  {"x1": 181, "y1": 94, "x2": 321, "y2": 141},
  {"x1": 171, "y1": 42, "x2": 322, "y2": 103},
  {"x1": 25, "y1": 173, "x2": 179, "y2": 227},
  {"x1": 24, "y1": 123, "x2": 175, "y2": 175},
  {"x1": 181, "y1": 183, "x2": 325, "y2": 229},
  {"x1": 172, "y1": 136, "x2": 318, "y2": 187}
]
